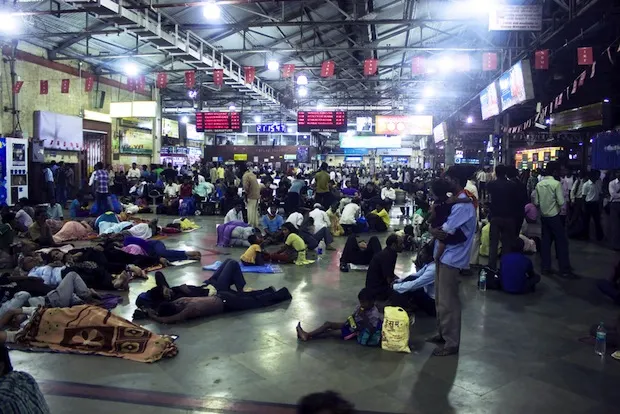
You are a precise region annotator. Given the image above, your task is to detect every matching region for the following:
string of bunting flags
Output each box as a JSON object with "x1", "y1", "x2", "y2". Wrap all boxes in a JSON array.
[{"x1": 501, "y1": 40, "x2": 619, "y2": 134}]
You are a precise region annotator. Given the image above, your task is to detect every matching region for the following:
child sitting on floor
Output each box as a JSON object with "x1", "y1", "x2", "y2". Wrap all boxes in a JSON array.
[
  {"x1": 240, "y1": 234, "x2": 269, "y2": 266},
  {"x1": 428, "y1": 179, "x2": 474, "y2": 264},
  {"x1": 296, "y1": 287, "x2": 383, "y2": 346}
]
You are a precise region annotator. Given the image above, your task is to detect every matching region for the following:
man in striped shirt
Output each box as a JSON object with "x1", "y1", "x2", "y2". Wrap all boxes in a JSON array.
[{"x1": 0, "y1": 344, "x2": 50, "y2": 413}]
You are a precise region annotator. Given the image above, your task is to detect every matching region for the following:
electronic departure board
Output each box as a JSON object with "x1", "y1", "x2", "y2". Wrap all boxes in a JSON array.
[
  {"x1": 257, "y1": 123, "x2": 287, "y2": 133},
  {"x1": 195, "y1": 112, "x2": 243, "y2": 132},
  {"x1": 297, "y1": 111, "x2": 347, "y2": 132}
]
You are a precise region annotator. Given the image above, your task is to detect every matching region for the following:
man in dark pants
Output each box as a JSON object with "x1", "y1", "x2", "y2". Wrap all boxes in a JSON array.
[
  {"x1": 364, "y1": 234, "x2": 403, "y2": 301},
  {"x1": 507, "y1": 166, "x2": 529, "y2": 235},
  {"x1": 428, "y1": 165, "x2": 477, "y2": 357},
  {"x1": 391, "y1": 243, "x2": 436, "y2": 315},
  {"x1": 92, "y1": 162, "x2": 110, "y2": 214},
  {"x1": 487, "y1": 165, "x2": 517, "y2": 270},
  {"x1": 534, "y1": 162, "x2": 573, "y2": 278},
  {"x1": 339, "y1": 235, "x2": 382, "y2": 272},
  {"x1": 581, "y1": 170, "x2": 604, "y2": 241},
  {"x1": 314, "y1": 162, "x2": 331, "y2": 209}
]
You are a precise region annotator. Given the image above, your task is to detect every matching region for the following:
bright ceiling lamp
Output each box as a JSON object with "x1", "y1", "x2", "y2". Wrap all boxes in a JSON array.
[
  {"x1": 423, "y1": 86, "x2": 435, "y2": 97},
  {"x1": 298, "y1": 86, "x2": 308, "y2": 97},
  {"x1": 203, "y1": 1, "x2": 221, "y2": 20},
  {"x1": 180, "y1": 116, "x2": 189, "y2": 124},
  {"x1": 0, "y1": 12, "x2": 19, "y2": 33},
  {"x1": 415, "y1": 104, "x2": 425, "y2": 112},
  {"x1": 253, "y1": 115, "x2": 261, "y2": 123},
  {"x1": 229, "y1": 104, "x2": 236, "y2": 111},
  {"x1": 296, "y1": 74, "x2": 308, "y2": 85},
  {"x1": 466, "y1": 116, "x2": 474, "y2": 124},
  {"x1": 267, "y1": 60, "x2": 280, "y2": 71},
  {"x1": 438, "y1": 56, "x2": 455, "y2": 72},
  {"x1": 124, "y1": 62, "x2": 139, "y2": 76},
  {"x1": 316, "y1": 103, "x2": 324, "y2": 110}
]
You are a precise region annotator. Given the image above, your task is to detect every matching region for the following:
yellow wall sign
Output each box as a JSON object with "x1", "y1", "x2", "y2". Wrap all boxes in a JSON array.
[{"x1": 233, "y1": 154, "x2": 248, "y2": 161}]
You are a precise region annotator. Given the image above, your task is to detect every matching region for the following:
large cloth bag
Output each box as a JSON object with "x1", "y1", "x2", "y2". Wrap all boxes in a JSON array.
[{"x1": 381, "y1": 306, "x2": 411, "y2": 353}]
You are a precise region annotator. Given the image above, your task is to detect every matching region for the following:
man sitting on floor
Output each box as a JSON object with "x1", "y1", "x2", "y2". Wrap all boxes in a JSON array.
[
  {"x1": 365, "y1": 234, "x2": 403, "y2": 301},
  {"x1": 499, "y1": 237, "x2": 541, "y2": 294},
  {"x1": 224, "y1": 203, "x2": 244, "y2": 224},
  {"x1": 391, "y1": 242, "x2": 436, "y2": 315},
  {"x1": 339, "y1": 235, "x2": 382, "y2": 272},
  {"x1": 366, "y1": 201, "x2": 390, "y2": 232},
  {"x1": 0, "y1": 344, "x2": 50, "y2": 413}
]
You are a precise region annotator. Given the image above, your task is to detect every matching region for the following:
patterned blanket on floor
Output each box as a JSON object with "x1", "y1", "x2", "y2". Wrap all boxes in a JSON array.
[{"x1": 15, "y1": 305, "x2": 178, "y2": 363}]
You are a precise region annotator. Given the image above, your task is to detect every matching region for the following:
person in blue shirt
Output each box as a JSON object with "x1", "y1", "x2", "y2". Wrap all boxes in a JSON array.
[
  {"x1": 261, "y1": 207, "x2": 284, "y2": 243},
  {"x1": 500, "y1": 238, "x2": 540, "y2": 294},
  {"x1": 69, "y1": 192, "x2": 90, "y2": 218},
  {"x1": 391, "y1": 242, "x2": 436, "y2": 316},
  {"x1": 428, "y1": 165, "x2": 477, "y2": 357}
]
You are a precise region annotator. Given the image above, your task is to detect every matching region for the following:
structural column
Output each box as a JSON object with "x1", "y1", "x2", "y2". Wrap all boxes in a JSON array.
[{"x1": 444, "y1": 136, "x2": 455, "y2": 167}]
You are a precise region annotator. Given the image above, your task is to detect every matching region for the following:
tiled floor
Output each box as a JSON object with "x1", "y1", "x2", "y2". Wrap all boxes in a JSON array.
[{"x1": 10, "y1": 215, "x2": 620, "y2": 414}]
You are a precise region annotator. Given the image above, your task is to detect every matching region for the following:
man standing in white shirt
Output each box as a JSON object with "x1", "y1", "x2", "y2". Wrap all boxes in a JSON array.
[
  {"x1": 608, "y1": 170, "x2": 620, "y2": 250},
  {"x1": 476, "y1": 168, "x2": 488, "y2": 201},
  {"x1": 580, "y1": 170, "x2": 603, "y2": 241},
  {"x1": 127, "y1": 162, "x2": 141, "y2": 189}
]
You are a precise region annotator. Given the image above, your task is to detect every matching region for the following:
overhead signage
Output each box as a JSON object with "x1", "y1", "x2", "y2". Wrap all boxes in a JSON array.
[
  {"x1": 120, "y1": 128, "x2": 153, "y2": 155},
  {"x1": 162, "y1": 118, "x2": 179, "y2": 138},
  {"x1": 480, "y1": 81, "x2": 500, "y2": 120},
  {"x1": 489, "y1": 5, "x2": 543, "y2": 31},
  {"x1": 340, "y1": 135, "x2": 401, "y2": 149},
  {"x1": 343, "y1": 148, "x2": 369, "y2": 155},
  {"x1": 283, "y1": 154, "x2": 297, "y2": 160},
  {"x1": 233, "y1": 154, "x2": 248, "y2": 161},
  {"x1": 110, "y1": 101, "x2": 157, "y2": 118},
  {"x1": 498, "y1": 60, "x2": 535, "y2": 112},
  {"x1": 195, "y1": 112, "x2": 242, "y2": 133},
  {"x1": 186, "y1": 123, "x2": 203, "y2": 141},
  {"x1": 356, "y1": 116, "x2": 373, "y2": 132},
  {"x1": 376, "y1": 148, "x2": 413, "y2": 156},
  {"x1": 433, "y1": 122, "x2": 448, "y2": 143},
  {"x1": 455, "y1": 158, "x2": 481, "y2": 165},
  {"x1": 514, "y1": 146, "x2": 563, "y2": 169},
  {"x1": 550, "y1": 103, "x2": 604, "y2": 132},
  {"x1": 297, "y1": 111, "x2": 347, "y2": 132},
  {"x1": 374, "y1": 115, "x2": 433, "y2": 136},
  {"x1": 256, "y1": 123, "x2": 287, "y2": 133},
  {"x1": 344, "y1": 156, "x2": 363, "y2": 162}
]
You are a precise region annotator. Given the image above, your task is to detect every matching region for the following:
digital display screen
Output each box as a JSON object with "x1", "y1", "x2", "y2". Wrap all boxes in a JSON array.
[
  {"x1": 297, "y1": 111, "x2": 347, "y2": 132},
  {"x1": 375, "y1": 115, "x2": 433, "y2": 135},
  {"x1": 195, "y1": 112, "x2": 242, "y2": 132},
  {"x1": 480, "y1": 82, "x2": 500, "y2": 120},
  {"x1": 256, "y1": 123, "x2": 287, "y2": 133},
  {"x1": 498, "y1": 60, "x2": 534, "y2": 112}
]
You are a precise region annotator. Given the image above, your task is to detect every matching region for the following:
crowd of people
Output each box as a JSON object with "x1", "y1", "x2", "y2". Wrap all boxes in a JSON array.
[{"x1": 1, "y1": 155, "x2": 619, "y2": 412}]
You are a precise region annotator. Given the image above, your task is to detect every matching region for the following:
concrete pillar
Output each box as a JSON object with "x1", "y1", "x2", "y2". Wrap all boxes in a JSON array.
[{"x1": 152, "y1": 88, "x2": 161, "y2": 164}]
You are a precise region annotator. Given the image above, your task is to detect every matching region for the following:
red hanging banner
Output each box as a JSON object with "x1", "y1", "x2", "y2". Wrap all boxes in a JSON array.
[
  {"x1": 185, "y1": 71, "x2": 196, "y2": 88},
  {"x1": 61, "y1": 79, "x2": 70, "y2": 93},
  {"x1": 363, "y1": 59, "x2": 379, "y2": 76},
  {"x1": 84, "y1": 75, "x2": 95, "y2": 92},
  {"x1": 281, "y1": 64, "x2": 295, "y2": 78},
  {"x1": 127, "y1": 77, "x2": 136, "y2": 91},
  {"x1": 534, "y1": 49, "x2": 549, "y2": 70},
  {"x1": 40, "y1": 80, "x2": 48, "y2": 95},
  {"x1": 212, "y1": 69, "x2": 224, "y2": 86},
  {"x1": 136, "y1": 75, "x2": 146, "y2": 93},
  {"x1": 320, "y1": 60, "x2": 335, "y2": 78},
  {"x1": 13, "y1": 81, "x2": 24, "y2": 94},
  {"x1": 244, "y1": 66, "x2": 255, "y2": 84},
  {"x1": 411, "y1": 56, "x2": 425, "y2": 75},
  {"x1": 577, "y1": 47, "x2": 593, "y2": 65},
  {"x1": 482, "y1": 52, "x2": 498, "y2": 71},
  {"x1": 156, "y1": 72, "x2": 168, "y2": 89}
]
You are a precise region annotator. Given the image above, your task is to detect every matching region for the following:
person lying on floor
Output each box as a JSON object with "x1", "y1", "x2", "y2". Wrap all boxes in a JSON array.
[
  {"x1": 122, "y1": 236, "x2": 202, "y2": 263},
  {"x1": 390, "y1": 242, "x2": 436, "y2": 316},
  {"x1": 13, "y1": 253, "x2": 132, "y2": 291},
  {"x1": 339, "y1": 235, "x2": 382, "y2": 272},
  {"x1": 597, "y1": 259, "x2": 620, "y2": 305},
  {"x1": 69, "y1": 242, "x2": 163, "y2": 276},
  {"x1": 0, "y1": 272, "x2": 103, "y2": 340},
  {"x1": 138, "y1": 266, "x2": 291, "y2": 324},
  {"x1": 296, "y1": 288, "x2": 382, "y2": 346}
]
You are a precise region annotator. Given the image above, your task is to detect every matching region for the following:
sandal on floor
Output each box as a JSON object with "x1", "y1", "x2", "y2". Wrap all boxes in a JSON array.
[{"x1": 432, "y1": 346, "x2": 459, "y2": 357}]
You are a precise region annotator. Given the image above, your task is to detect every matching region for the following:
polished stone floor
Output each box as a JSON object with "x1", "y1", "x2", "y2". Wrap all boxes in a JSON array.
[{"x1": 11, "y1": 214, "x2": 620, "y2": 414}]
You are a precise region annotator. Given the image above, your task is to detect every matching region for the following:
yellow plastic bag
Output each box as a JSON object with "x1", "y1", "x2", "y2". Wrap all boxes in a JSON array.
[{"x1": 381, "y1": 306, "x2": 411, "y2": 353}]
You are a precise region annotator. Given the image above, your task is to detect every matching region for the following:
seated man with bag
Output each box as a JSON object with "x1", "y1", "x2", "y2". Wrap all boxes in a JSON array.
[{"x1": 499, "y1": 237, "x2": 541, "y2": 294}]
